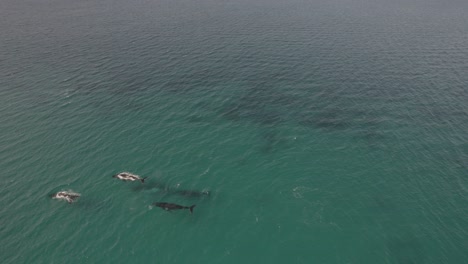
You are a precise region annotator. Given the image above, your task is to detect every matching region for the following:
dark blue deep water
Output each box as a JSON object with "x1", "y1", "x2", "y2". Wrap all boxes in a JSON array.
[{"x1": 1, "y1": 0, "x2": 468, "y2": 263}]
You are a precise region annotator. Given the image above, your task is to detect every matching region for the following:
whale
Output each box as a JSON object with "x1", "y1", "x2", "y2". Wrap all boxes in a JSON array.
[
  {"x1": 113, "y1": 172, "x2": 147, "y2": 183},
  {"x1": 172, "y1": 189, "x2": 210, "y2": 198},
  {"x1": 51, "y1": 191, "x2": 81, "y2": 204},
  {"x1": 130, "y1": 179, "x2": 210, "y2": 198},
  {"x1": 152, "y1": 202, "x2": 196, "y2": 214}
]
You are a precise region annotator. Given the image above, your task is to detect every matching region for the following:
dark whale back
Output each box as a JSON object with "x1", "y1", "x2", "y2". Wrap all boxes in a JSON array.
[{"x1": 153, "y1": 202, "x2": 196, "y2": 213}]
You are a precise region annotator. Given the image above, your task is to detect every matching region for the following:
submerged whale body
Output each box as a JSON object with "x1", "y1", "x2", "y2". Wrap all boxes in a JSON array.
[
  {"x1": 113, "y1": 172, "x2": 147, "y2": 183},
  {"x1": 51, "y1": 191, "x2": 81, "y2": 204},
  {"x1": 173, "y1": 189, "x2": 210, "y2": 198},
  {"x1": 153, "y1": 202, "x2": 196, "y2": 214}
]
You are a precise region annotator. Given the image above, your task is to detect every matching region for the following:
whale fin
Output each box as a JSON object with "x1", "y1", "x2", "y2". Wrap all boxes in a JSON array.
[
  {"x1": 140, "y1": 177, "x2": 148, "y2": 183},
  {"x1": 189, "y1": 205, "x2": 196, "y2": 214}
]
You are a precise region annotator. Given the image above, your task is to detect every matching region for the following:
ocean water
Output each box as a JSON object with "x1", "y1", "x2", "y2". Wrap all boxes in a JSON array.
[{"x1": 1, "y1": 0, "x2": 468, "y2": 263}]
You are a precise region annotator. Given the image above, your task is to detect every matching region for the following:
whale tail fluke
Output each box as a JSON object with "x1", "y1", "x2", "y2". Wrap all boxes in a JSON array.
[
  {"x1": 189, "y1": 205, "x2": 196, "y2": 214},
  {"x1": 140, "y1": 177, "x2": 148, "y2": 183}
]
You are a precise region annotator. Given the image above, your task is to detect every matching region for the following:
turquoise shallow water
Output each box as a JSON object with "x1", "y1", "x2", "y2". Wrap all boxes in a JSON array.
[{"x1": 1, "y1": 0, "x2": 468, "y2": 263}]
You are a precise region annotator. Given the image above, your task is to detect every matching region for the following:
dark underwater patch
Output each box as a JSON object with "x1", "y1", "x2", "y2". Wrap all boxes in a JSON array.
[
  {"x1": 298, "y1": 110, "x2": 350, "y2": 131},
  {"x1": 129, "y1": 177, "x2": 211, "y2": 200},
  {"x1": 217, "y1": 83, "x2": 303, "y2": 128},
  {"x1": 220, "y1": 101, "x2": 282, "y2": 127},
  {"x1": 386, "y1": 234, "x2": 425, "y2": 264},
  {"x1": 131, "y1": 181, "x2": 167, "y2": 192},
  {"x1": 258, "y1": 129, "x2": 292, "y2": 154},
  {"x1": 171, "y1": 189, "x2": 210, "y2": 198}
]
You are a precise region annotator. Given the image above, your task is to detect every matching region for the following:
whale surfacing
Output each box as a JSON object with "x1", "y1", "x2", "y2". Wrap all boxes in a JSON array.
[
  {"x1": 52, "y1": 191, "x2": 81, "y2": 204},
  {"x1": 113, "y1": 172, "x2": 147, "y2": 183}
]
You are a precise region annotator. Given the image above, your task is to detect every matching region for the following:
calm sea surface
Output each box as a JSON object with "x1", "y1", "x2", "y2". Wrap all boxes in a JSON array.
[{"x1": 1, "y1": 0, "x2": 468, "y2": 263}]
